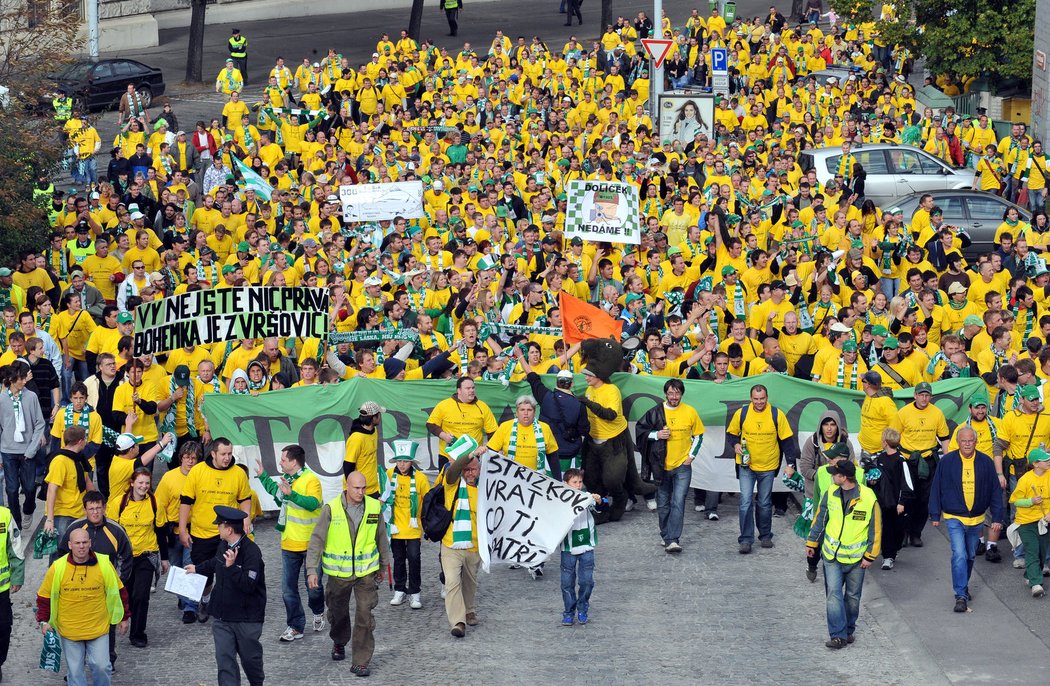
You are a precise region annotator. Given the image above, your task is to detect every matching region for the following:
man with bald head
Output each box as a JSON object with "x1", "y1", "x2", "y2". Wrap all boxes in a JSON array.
[{"x1": 307, "y1": 471, "x2": 391, "y2": 676}]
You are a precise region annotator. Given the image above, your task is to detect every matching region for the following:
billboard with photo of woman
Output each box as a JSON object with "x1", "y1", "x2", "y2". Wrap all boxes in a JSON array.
[{"x1": 658, "y1": 94, "x2": 715, "y2": 147}]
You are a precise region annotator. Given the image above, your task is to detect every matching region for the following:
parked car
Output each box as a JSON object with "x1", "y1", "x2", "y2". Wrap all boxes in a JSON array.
[
  {"x1": 889, "y1": 190, "x2": 1032, "y2": 260},
  {"x1": 49, "y1": 59, "x2": 165, "y2": 113},
  {"x1": 799, "y1": 144, "x2": 976, "y2": 207}
]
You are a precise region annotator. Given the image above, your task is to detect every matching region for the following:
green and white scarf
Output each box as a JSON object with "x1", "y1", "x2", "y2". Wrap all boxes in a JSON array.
[
  {"x1": 196, "y1": 260, "x2": 219, "y2": 285},
  {"x1": 837, "y1": 357, "x2": 859, "y2": 390},
  {"x1": 562, "y1": 506, "x2": 597, "y2": 554},
  {"x1": 966, "y1": 416, "x2": 998, "y2": 444},
  {"x1": 327, "y1": 329, "x2": 420, "y2": 345},
  {"x1": 634, "y1": 349, "x2": 652, "y2": 374},
  {"x1": 508, "y1": 420, "x2": 548, "y2": 475},
  {"x1": 450, "y1": 478, "x2": 474, "y2": 549},
  {"x1": 731, "y1": 282, "x2": 747, "y2": 318},
  {"x1": 707, "y1": 308, "x2": 720, "y2": 342},
  {"x1": 389, "y1": 469, "x2": 419, "y2": 535},
  {"x1": 6, "y1": 389, "x2": 24, "y2": 442},
  {"x1": 1013, "y1": 302, "x2": 1035, "y2": 345},
  {"x1": 64, "y1": 403, "x2": 119, "y2": 447}
]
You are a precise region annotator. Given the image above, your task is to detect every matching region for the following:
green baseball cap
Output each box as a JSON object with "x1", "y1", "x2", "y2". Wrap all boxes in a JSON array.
[
  {"x1": 882, "y1": 336, "x2": 899, "y2": 349},
  {"x1": 969, "y1": 389, "x2": 989, "y2": 408},
  {"x1": 1020, "y1": 384, "x2": 1042, "y2": 401},
  {"x1": 1028, "y1": 447, "x2": 1050, "y2": 464},
  {"x1": 842, "y1": 340, "x2": 858, "y2": 353},
  {"x1": 915, "y1": 381, "x2": 933, "y2": 395}
]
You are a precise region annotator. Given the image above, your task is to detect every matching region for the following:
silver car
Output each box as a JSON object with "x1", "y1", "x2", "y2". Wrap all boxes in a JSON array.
[
  {"x1": 799, "y1": 144, "x2": 976, "y2": 206},
  {"x1": 889, "y1": 190, "x2": 1031, "y2": 260}
]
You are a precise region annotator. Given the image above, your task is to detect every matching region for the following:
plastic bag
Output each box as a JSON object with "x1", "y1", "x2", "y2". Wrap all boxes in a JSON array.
[
  {"x1": 33, "y1": 529, "x2": 58, "y2": 561},
  {"x1": 40, "y1": 629, "x2": 61, "y2": 672}
]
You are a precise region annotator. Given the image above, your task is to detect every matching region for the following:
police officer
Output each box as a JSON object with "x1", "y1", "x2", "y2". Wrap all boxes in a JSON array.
[
  {"x1": 306, "y1": 471, "x2": 391, "y2": 677},
  {"x1": 229, "y1": 28, "x2": 248, "y2": 80},
  {"x1": 439, "y1": 0, "x2": 462, "y2": 36},
  {"x1": 186, "y1": 506, "x2": 266, "y2": 686},
  {"x1": 53, "y1": 90, "x2": 73, "y2": 123}
]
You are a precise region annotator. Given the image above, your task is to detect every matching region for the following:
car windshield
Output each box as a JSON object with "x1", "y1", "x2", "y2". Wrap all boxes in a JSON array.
[{"x1": 54, "y1": 62, "x2": 94, "y2": 80}]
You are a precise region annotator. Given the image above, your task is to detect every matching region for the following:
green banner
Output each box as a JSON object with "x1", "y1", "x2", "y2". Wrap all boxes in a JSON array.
[
  {"x1": 202, "y1": 374, "x2": 984, "y2": 503},
  {"x1": 133, "y1": 287, "x2": 330, "y2": 356}
]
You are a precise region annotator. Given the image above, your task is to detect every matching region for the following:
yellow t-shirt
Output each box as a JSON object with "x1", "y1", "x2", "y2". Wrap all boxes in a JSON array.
[
  {"x1": 943, "y1": 455, "x2": 983, "y2": 526},
  {"x1": 45, "y1": 453, "x2": 86, "y2": 518},
  {"x1": 52, "y1": 309, "x2": 97, "y2": 360},
  {"x1": 37, "y1": 557, "x2": 124, "y2": 640},
  {"x1": 859, "y1": 395, "x2": 899, "y2": 453},
  {"x1": 585, "y1": 382, "x2": 628, "y2": 440},
  {"x1": 387, "y1": 468, "x2": 432, "y2": 540},
  {"x1": 727, "y1": 403, "x2": 794, "y2": 472},
  {"x1": 890, "y1": 403, "x2": 950, "y2": 453},
  {"x1": 441, "y1": 479, "x2": 478, "y2": 551},
  {"x1": 488, "y1": 420, "x2": 559, "y2": 471},
  {"x1": 108, "y1": 455, "x2": 138, "y2": 505},
  {"x1": 426, "y1": 397, "x2": 499, "y2": 458},
  {"x1": 107, "y1": 495, "x2": 165, "y2": 556},
  {"x1": 181, "y1": 461, "x2": 252, "y2": 539},
  {"x1": 155, "y1": 468, "x2": 189, "y2": 534},
  {"x1": 1009, "y1": 468, "x2": 1050, "y2": 525},
  {"x1": 664, "y1": 404, "x2": 705, "y2": 470},
  {"x1": 344, "y1": 429, "x2": 380, "y2": 494},
  {"x1": 111, "y1": 382, "x2": 162, "y2": 442},
  {"x1": 50, "y1": 408, "x2": 104, "y2": 447}
]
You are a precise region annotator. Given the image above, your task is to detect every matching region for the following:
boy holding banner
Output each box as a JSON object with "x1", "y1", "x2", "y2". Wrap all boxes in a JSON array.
[{"x1": 560, "y1": 468, "x2": 602, "y2": 626}]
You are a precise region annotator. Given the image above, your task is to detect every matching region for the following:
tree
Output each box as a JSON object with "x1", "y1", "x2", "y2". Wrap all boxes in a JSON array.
[
  {"x1": 185, "y1": 0, "x2": 208, "y2": 83},
  {"x1": 408, "y1": 0, "x2": 424, "y2": 41},
  {"x1": 828, "y1": 0, "x2": 1036, "y2": 83},
  {"x1": 0, "y1": 0, "x2": 80, "y2": 258},
  {"x1": 601, "y1": 0, "x2": 613, "y2": 34}
]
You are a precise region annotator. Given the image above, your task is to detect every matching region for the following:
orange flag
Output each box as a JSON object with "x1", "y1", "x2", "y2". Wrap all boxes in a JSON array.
[{"x1": 559, "y1": 292, "x2": 623, "y2": 344}]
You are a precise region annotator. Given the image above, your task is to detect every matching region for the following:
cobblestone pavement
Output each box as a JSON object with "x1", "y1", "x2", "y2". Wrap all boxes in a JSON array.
[{"x1": 4, "y1": 494, "x2": 930, "y2": 686}]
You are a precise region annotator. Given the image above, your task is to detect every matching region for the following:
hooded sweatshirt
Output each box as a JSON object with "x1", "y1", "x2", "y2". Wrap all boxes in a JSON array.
[{"x1": 799, "y1": 410, "x2": 856, "y2": 498}]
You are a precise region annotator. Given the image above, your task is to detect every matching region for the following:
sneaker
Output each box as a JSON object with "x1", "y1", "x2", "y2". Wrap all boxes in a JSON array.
[
  {"x1": 349, "y1": 664, "x2": 370, "y2": 677},
  {"x1": 279, "y1": 627, "x2": 304, "y2": 642},
  {"x1": 806, "y1": 568, "x2": 817, "y2": 583},
  {"x1": 528, "y1": 566, "x2": 543, "y2": 579},
  {"x1": 625, "y1": 500, "x2": 635, "y2": 512},
  {"x1": 182, "y1": 610, "x2": 197, "y2": 624},
  {"x1": 707, "y1": 512, "x2": 719, "y2": 521},
  {"x1": 953, "y1": 597, "x2": 968, "y2": 613},
  {"x1": 825, "y1": 637, "x2": 847, "y2": 649},
  {"x1": 332, "y1": 644, "x2": 346, "y2": 660},
  {"x1": 440, "y1": 584, "x2": 447, "y2": 599},
  {"x1": 975, "y1": 541, "x2": 987, "y2": 556},
  {"x1": 390, "y1": 591, "x2": 407, "y2": 606},
  {"x1": 197, "y1": 601, "x2": 209, "y2": 623},
  {"x1": 984, "y1": 546, "x2": 1002, "y2": 563},
  {"x1": 760, "y1": 538, "x2": 774, "y2": 549},
  {"x1": 739, "y1": 543, "x2": 752, "y2": 554},
  {"x1": 409, "y1": 594, "x2": 422, "y2": 609},
  {"x1": 577, "y1": 610, "x2": 588, "y2": 624},
  {"x1": 1043, "y1": 565, "x2": 1050, "y2": 577},
  {"x1": 646, "y1": 498, "x2": 657, "y2": 511},
  {"x1": 1033, "y1": 584, "x2": 1045, "y2": 598},
  {"x1": 20, "y1": 514, "x2": 32, "y2": 530},
  {"x1": 313, "y1": 614, "x2": 326, "y2": 632},
  {"x1": 882, "y1": 558, "x2": 894, "y2": 570},
  {"x1": 665, "y1": 542, "x2": 682, "y2": 553},
  {"x1": 695, "y1": 504, "x2": 705, "y2": 512},
  {"x1": 1013, "y1": 558, "x2": 1026, "y2": 569},
  {"x1": 562, "y1": 612, "x2": 574, "y2": 626}
]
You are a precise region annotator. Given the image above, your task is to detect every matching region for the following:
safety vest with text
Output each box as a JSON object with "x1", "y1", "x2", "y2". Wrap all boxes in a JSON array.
[
  {"x1": 820, "y1": 484, "x2": 878, "y2": 564},
  {"x1": 229, "y1": 36, "x2": 247, "y2": 58},
  {"x1": 48, "y1": 552, "x2": 124, "y2": 627},
  {"x1": 321, "y1": 496, "x2": 380, "y2": 578},
  {"x1": 0, "y1": 508, "x2": 11, "y2": 592}
]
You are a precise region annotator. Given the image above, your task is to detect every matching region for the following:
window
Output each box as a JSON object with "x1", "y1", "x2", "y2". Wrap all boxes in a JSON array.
[
  {"x1": 966, "y1": 196, "x2": 1008, "y2": 220},
  {"x1": 933, "y1": 195, "x2": 966, "y2": 222},
  {"x1": 91, "y1": 63, "x2": 114, "y2": 80},
  {"x1": 888, "y1": 149, "x2": 938, "y2": 175},
  {"x1": 111, "y1": 62, "x2": 136, "y2": 79},
  {"x1": 825, "y1": 150, "x2": 889, "y2": 176}
]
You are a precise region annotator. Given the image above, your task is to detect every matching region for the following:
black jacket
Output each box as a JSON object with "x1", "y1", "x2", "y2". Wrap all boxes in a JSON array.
[
  {"x1": 635, "y1": 404, "x2": 668, "y2": 483},
  {"x1": 58, "y1": 516, "x2": 134, "y2": 581},
  {"x1": 197, "y1": 535, "x2": 266, "y2": 623},
  {"x1": 526, "y1": 372, "x2": 589, "y2": 476},
  {"x1": 864, "y1": 449, "x2": 912, "y2": 510}
]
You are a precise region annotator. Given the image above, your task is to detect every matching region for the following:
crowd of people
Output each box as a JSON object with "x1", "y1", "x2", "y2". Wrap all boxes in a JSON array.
[{"x1": 4, "y1": 0, "x2": 1050, "y2": 682}]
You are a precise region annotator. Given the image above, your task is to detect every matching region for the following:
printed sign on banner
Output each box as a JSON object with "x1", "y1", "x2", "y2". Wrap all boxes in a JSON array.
[
  {"x1": 476, "y1": 454, "x2": 594, "y2": 572},
  {"x1": 564, "y1": 179, "x2": 641, "y2": 244},
  {"x1": 133, "y1": 287, "x2": 330, "y2": 355},
  {"x1": 658, "y1": 94, "x2": 715, "y2": 148},
  {"x1": 339, "y1": 180, "x2": 425, "y2": 223}
]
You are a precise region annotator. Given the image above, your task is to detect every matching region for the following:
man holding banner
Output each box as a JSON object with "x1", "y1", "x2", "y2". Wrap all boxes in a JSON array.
[{"x1": 438, "y1": 436, "x2": 485, "y2": 639}]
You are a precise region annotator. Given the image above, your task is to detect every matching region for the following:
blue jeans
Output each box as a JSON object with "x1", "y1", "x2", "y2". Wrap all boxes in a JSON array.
[
  {"x1": 657, "y1": 463, "x2": 692, "y2": 544},
  {"x1": 944, "y1": 518, "x2": 982, "y2": 600},
  {"x1": 50, "y1": 515, "x2": 76, "y2": 565},
  {"x1": 738, "y1": 467, "x2": 776, "y2": 545},
  {"x1": 1, "y1": 452, "x2": 37, "y2": 522},
  {"x1": 560, "y1": 549, "x2": 594, "y2": 615},
  {"x1": 879, "y1": 277, "x2": 899, "y2": 300},
  {"x1": 282, "y1": 549, "x2": 325, "y2": 633},
  {"x1": 61, "y1": 633, "x2": 111, "y2": 686},
  {"x1": 171, "y1": 537, "x2": 198, "y2": 612},
  {"x1": 823, "y1": 559, "x2": 865, "y2": 640}
]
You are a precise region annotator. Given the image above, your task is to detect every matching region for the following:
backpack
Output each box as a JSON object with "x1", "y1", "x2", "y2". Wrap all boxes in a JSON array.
[
  {"x1": 119, "y1": 490, "x2": 158, "y2": 520},
  {"x1": 420, "y1": 470, "x2": 454, "y2": 542}
]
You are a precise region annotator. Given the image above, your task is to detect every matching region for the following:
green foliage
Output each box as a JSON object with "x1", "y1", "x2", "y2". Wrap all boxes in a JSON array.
[
  {"x1": 830, "y1": 0, "x2": 1036, "y2": 83},
  {"x1": 0, "y1": 0, "x2": 79, "y2": 260}
]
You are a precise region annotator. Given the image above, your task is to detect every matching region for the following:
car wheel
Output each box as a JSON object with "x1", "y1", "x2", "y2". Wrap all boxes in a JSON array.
[{"x1": 138, "y1": 86, "x2": 152, "y2": 108}]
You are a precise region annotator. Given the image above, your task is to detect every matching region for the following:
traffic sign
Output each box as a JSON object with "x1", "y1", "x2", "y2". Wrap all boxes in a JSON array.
[
  {"x1": 641, "y1": 39, "x2": 675, "y2": 69},
  {"x1": 711, "y1": 47, "x2": 729, "y2": 95}
]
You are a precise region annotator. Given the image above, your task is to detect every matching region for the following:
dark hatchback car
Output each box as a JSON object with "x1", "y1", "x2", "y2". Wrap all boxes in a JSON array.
[
  {"x1": 51, "y1": 59, "x2": 166, "y2": 112},
  {"x1": 889, "y1": 190, "x2": 1033, "y2": 261}
]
